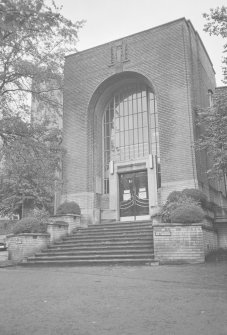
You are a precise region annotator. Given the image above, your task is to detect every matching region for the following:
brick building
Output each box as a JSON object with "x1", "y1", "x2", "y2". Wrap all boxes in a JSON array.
[{"x1": 62, "y1": 18, "x2": 227, "y2": 226}]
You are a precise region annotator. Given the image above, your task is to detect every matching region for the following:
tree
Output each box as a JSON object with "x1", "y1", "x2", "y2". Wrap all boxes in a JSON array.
[
  {"x1": 196, "y1": 6, "x2": 227, "y2": 191},
  {"x1": 203, "y1": 6, "x2": 227, "y2": 83},
  {"x1": 196, "y1": 92, "x2": 227, "y2": 183},
  {"x1": 0, "y1": 0, "x2": 83, "y2": 117},
  {"x1": 0, "y1": 115, "x2": 64, "y2": 216},
  {"x1": 0, "y1": 0, "x2": 83, "y2": 216}
]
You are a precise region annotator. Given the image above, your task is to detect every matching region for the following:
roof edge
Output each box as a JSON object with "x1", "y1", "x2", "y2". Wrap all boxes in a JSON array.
[
  {"x1": 186, "y1": 20, "x2": 215, "y2": 73},
  {"x1": 65, "y1": 17, "x2": 187, "y2": 59}
]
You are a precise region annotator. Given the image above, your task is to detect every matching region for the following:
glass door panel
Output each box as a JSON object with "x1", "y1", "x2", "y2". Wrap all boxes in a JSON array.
[{"x1": 119, "y1": 170, "x2": 149, "y2": 221}]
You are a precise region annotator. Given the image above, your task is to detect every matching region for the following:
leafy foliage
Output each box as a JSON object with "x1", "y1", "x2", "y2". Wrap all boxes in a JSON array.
[
  {"x1": 12, "y1": 216, "x2": 48, "y2": 234},
  {"x1": 161, "y1": 192, "x2": 199, "y2": 223},
  {"x1": 166, "y1": 191, "x2": 182, "y2": 203},
  {"x1": 12, "y1": 208, "x2": 50, "y2": 234},
  {"x1": 196, "y1": 90, "x2": 227, "y2": 180},
  {"x1": 0, "y1": 0, "x2": 83, "y2": 118},
  {"x1": 203, "y1": 6, "x2": 227, "y2": 81},
  {"x1": 160, "y1": 188, "x2": 208, "y2": 223},
  {"x1": 0, "y1": 219, "x2": 18, "y2": 234},
  {"x1": 182, "y1": 188, "x2": 208, "y2": 208},
  {"x1": 29, "y1": 207, "x2": 50, "y2": 223},
  {"x1": 196, "y1": 6, "x2": 227, "y2": 181},
  {"x1": 170, "y1": 204, "x2": 205, "y2": 224},
  {"x1": 0, "y1": 0, "x2": 83, "y2": 216},
  {"x1": 0, "y1": 116, "x2": 64, "y2": 216},
  {"x1": 56, "y1": 201, "x2": 81, "y2": 215}
]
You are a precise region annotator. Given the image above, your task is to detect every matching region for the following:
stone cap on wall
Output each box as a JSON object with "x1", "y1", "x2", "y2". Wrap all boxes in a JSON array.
[
  {"x1": 7, "y1": 233, "x2": 50, "y2": 237},
  {"x1": 48, "y1": 221, "x2": 69, "y2": 227},
  {"x1": 51, "y1": 214, "x2": 80, "y2": 218},
  {"x1": 153, "y1": 222, "x2": 216, "y2": 231}
]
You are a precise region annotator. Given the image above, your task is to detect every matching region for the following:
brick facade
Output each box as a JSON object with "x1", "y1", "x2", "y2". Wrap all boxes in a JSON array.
[{"x1": 63, "y1": 18, "x2": 217, "y2": 224}]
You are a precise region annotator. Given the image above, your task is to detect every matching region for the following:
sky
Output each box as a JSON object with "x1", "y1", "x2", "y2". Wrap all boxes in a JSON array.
[{"x1": 55, "y1": 0, "x2": 226, "y2": 86}]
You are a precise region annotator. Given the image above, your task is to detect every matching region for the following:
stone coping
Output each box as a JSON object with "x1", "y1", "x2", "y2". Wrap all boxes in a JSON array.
[
  {"x1": 153, "y1": 222, "x2": 216, "y2": 232},
  {"x1": 6, "y1": 233, "x2": 50, "y2": 238},
  {"x1": 153, "y1": 222, "x2": 203, "y2": 227},
  {"x1": 48, "y1": 221, "x2": 69, "y2": 226},
  {"x1": 51, "y1": 214, "x2": 81, "y2": 218}
]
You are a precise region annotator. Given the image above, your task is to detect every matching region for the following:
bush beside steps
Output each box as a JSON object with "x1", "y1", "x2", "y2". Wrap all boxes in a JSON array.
[
  {"x1": 12, "y1": 217, "x2": 47, "y2": 235},
  {"x1": 56, "y1": 201, "x2": 81, "y2": 215}
]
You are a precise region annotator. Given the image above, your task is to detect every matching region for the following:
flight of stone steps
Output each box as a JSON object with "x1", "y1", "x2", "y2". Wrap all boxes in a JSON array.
[{"x1": 22, "y1": 220, "x2": 156, "y2": 266}]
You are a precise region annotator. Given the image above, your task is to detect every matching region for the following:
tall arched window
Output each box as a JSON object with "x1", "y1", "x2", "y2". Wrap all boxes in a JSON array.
[{"x1": 103, "y1": 84, "x2": 160, "y2": 193}]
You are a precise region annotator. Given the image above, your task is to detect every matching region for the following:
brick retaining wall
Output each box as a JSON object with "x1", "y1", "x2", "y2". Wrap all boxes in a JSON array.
[
  {"x1": 47, "y1": 221, "x2": 69, "y2": 243},
  {"x1": 153, "y1": 223, "x2": 217, "y2": 264},
  {"x1": 7, "y1": 234, "x2": 50, "y2": 262}
]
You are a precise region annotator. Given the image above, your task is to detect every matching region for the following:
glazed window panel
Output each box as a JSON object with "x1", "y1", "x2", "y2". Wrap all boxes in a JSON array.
[
  {"x1": 128, "y1": 100, "x2": 133, "y2": 114},
  {"x1": 115, "y1": 117, "x2": 120, "y2": 132},
  {"x1": 129, "y1": 130, "x2": 134, "y2": 145},
  {"x1": 143, "y1": 111, "x2": 147, "y2": 125},
  {"x1": 103, "y1": 84, "x2": 160, "y2": 193},
  {"x1": 133, "y1": 128, "x2": 138, "y2": 144},
  {"x1": 124, "y1": 100, "x2": 128, "y2": 115},
  {"x1": 129, "y1": 115, "x2": 133, "y2": 130},
  {"x1": 137, "y1": 98, "x2": 142, "y2": 113}
]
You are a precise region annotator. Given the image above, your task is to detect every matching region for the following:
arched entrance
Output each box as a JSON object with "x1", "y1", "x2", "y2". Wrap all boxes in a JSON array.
[{"x1": 89, "y1": 72, "x2": 160, "y2": 221}]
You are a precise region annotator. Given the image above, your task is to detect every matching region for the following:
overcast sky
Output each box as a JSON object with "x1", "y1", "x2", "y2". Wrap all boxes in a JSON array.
[{"x1": 55, "y1": 0, "x2": 226, "y2": 86}]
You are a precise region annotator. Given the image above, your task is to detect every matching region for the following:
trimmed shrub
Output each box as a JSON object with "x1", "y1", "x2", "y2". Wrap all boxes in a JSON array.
[
  {"x1": 182, "y1": 188, "x2": 208, "y2": 209},
  {"x1": 170, "y1": 204, "x2": 205, "y2": 223},
  {"x1": 12, "y1": 217, "x2": 47, "y2": 235},
  {"x1": 166, "y1": 191, "x2": 182, "y2": 203},
  {"x1": 56, "y1": 201, "x2": 81, "y2": 215},
  {"x1": 161, "y1": 192, "x2": 199, "y2": 223}
]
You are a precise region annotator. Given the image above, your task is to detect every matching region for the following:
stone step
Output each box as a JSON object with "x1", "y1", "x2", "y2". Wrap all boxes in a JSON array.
[
  {"x1": 27, "y1": 253, "x2": 152, "y2": 261},
  {"x1": 73, "y1": 228, "x2": 153, "y2": 236},
  {"x1": 37, "y1": 248, "x2": 153, "y2": 256},
  {"x1": 75, "y1": 226, "x2": 153, "y2": 232},
  {"x1": 20, "y1": 220, "x2": 154, "y2": 267},
  {"x1": 47, "y1": 244, "x2": 152, "y2": 252},
  {"x1": 55, "y1": 237, "x2": 153, "y2": 245},
  {"x1": 87, "y1": 221, "x2": 153, "y2": 229},
  {"x1": 64, "y1": 232, "x2": 153, "y2": 240},
  {"x1": 46, "y1": 243, "x2": 152, "y2": 251},
  {"x1": 21, "y1": 258, "x2": 158, "y2": 266},
  {"x1": 66, "y1": 231, "x2": 153, "y2": 240}
]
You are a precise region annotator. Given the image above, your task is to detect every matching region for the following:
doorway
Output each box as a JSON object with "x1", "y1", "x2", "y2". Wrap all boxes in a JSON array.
[{"x1": 119, "y1": 170, "x2": 149, "y2": 221}]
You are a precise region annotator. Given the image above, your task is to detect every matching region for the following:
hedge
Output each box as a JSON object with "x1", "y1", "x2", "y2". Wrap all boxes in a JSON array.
[
  {"x1": 170, "y1": 204, "x2": 205, "y2": 223},
  {"x1": 56, "y1": 201, "x2": 81, "y2": 215},
  {"x1": 12, "y1": 217, "x2": 47, "y2": 235}
]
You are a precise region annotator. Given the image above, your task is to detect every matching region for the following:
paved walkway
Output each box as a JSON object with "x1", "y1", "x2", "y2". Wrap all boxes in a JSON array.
[{"x1": 0, "y1": 262, "x2": 227, "y2": 335}]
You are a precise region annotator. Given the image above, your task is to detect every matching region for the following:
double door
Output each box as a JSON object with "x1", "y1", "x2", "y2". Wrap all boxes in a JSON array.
[{"x1": 119, "y1": 170, "x2": 149, "y2": 221}]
